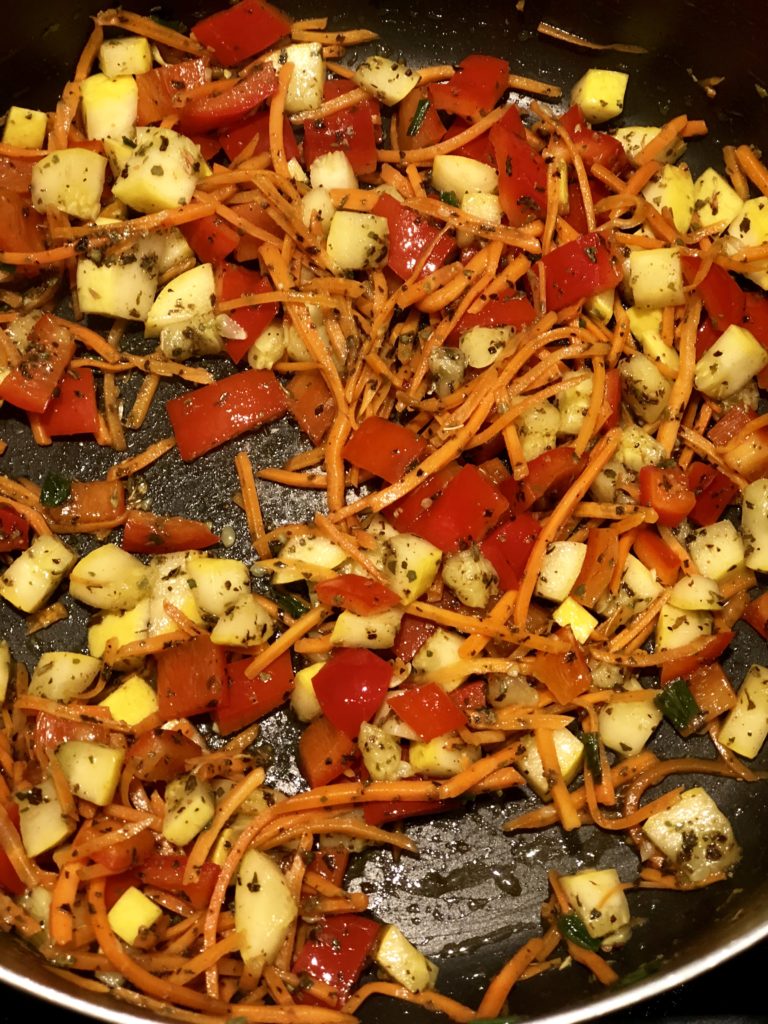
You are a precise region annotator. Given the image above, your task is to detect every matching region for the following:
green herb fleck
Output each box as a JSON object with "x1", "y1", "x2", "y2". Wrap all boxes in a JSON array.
[{"x1": 40, "y1": 472, "x2": 72, "y2": 508}]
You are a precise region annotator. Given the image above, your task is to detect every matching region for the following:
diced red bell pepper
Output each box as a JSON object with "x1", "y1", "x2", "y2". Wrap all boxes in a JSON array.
[
  {"x1": 92, "y1": 829, "x2": 155, "y2": 873},
  {"x1": 573, "y1": 527, "x2": 618, "y2": 608},
  {"x1": 480, "y1": 512, "x2": 541, "y2": 590},
  {"x1": 0, "y1": 188, "x2": 45, "y2": 252},
  {"x1": 125, "y1": 729, "x2": 201, "y2": 783},
  {"x1": 104, "y1": 871, "x2": 140, "y2": 911},
  {"x1": 564, "y1": 177, "x2": 611, "y2": 235},
  {"x1": 0, "y1": 507, "x2": 29, "y2": 552},
  {"x1": 232, "y1": 199, "x2": 284, "y2": 262},
  {"x1": 138, "y1": 855, "x2": 220, "y2": 911},
  {"x1": 696, "y1": 317, "x2": 719, "y2": 360},
  {"x1": 179, "y1": 64, "x2": 278, "y2": 133},
  {"x1": 0, "y1": 314, "x2": 74, "y2": 413},
  {"x1": 35, "y1": 367, "x2": 98, "y2": 437},
  {"x1": 303, "y1": 79, "x2": 379, "y2": 175},
  {"x1": 286, "y1": 370, "x2": 337, "y2": 445},
  {"x1": 681, "y1": 255, "x2": 745, "y2": 331},
  {"x1": 184, "y1": 132, "x2": 222, "y2": 162},
  {"x1": 451, "y1": 680, "x2": 487, "y2": 711},
  {"x1": 362, "y1": 799, "x2": 452, "y2": 826},
  {"x1": 383, "y1": 464, "x2": 461, "y2": 533},
  {"x1": 411, "y1": 464, "x2": 509, "y2": 552},
  {"x1": 441, "y1": 118, "x2": 496, "y2": 166},
  {"x1": 122, "y1": 510, "x2": 218, "y2": 553},
  {"x1": 342, "y1": 416, "x2": 427, "y2": 483},
  {"x1": 707, "y1": 404, "x2": 755, "y2": 447},
  {"x1": 397, "y1": 86, "x2": 445, "y2": 152},
  {"x1": 192, "y1": 0, "x2": 292, "y2": 66},
  {"x1": 742, "y1": 291, "x2": 768, "y2": 351},
  {"x1": 0, "y1": 804, "x2": 24, "y2": 896},
  {"x1": 136, "y1": 59, "x2": 208, "y2": 125},
  {"x1": 659, "y1": 630, "x2": 735, "y2": 684},
  {"x1": 638, "y1": 466, "x2": 696, "y2": 527},
  {"x1": 684, "y1": 663, "x2": 737, "y2": 732},
  {"x1": 293, "y1": 915, "x2": 380, "y2": 1006},
  {"x1": 447, "y1": 289, "x2": 535, "y2": 344},
  {"x1": 156, "y1": 634, "x2": 226, "y2": 719},
  {"x1": 219, "y1": 108, "x2": 299, "y2": 163},
  {"x1": 167, "y1": 368, "x2": 287, "y2": 461},
  {"x1": 500, "y1": 446, "x2": 585, "y2": 512},
  {"x1": 491, "y1": 120, "x2": 547, "y2": 226},
  {"x1": 213, "y1": 651, "x2": 294, "y2": 734},
  {"x1": 430, "y1": 55, "x2": 510, "y2": 121},
  {"x1": 597, "y1": 368, "x2": 621, "y2": 431},
  {"x1": 393, "y1": 614, "x2": 436, "y2": 662},
  {"x1": 34, "y1": 712, "x2": 115, "y2": 756},
  {"x1": 686, "y1": 463, "x2": 739, "y2": 527},
  {"x1": 743, "y1": 593, "x2": 768, "y2": 639},
  {"x1": 306, "y1": 847, "x2": 350, "y2": 888},
  {"x1": 182, "y1": 214, "x2": 239, "y2": 264},
  {"x1": 389, "y1": 682, "x2": 467, "y2": 741},
  {"x1": 529, "y1": 627, "x2": 592, "y2": 704},
  {"x1": 45, "y1": 480, "x2": 126, "y2": 532},
  {"x1": 315, "y1": 575, "x2": 401, "y2": 616},
  {"x1": 0, "y1": 156, "x2": 37, "y2": 193},
  {"x1": 372, "y1": 192, "x2": 457, "y2": 280},
  {"x1": 558, "y1": 105, "x2": 628, "y2": 172},
  {"x1": 542, "y1": 231, "x2": 622, "y2": 312},
  {"x1": 217, "y1": 263, "x2": 279, "y2": 364},
  {"x1": 312, "y1": 649, "x2": 392, "y2": 738},
  {"x1": 633, "y1": 528, "x2": 681, "y2": 586},
  {"x1": 299, "y1": 715, "x2": 357, "y2": 787}
]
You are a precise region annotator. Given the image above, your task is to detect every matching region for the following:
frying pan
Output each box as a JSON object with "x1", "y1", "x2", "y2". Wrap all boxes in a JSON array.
[{"x1": 1, "y1": 0, "x2": 768, "y2": 1021}]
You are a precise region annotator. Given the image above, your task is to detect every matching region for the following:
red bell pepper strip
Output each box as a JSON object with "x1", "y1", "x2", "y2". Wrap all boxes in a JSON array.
[
  {"x1": 564, "y1": 177, "x2": 612, "y2": 235},
  {"x1": 156, "y1": 634, "x2": 226, "y2": 719},
  {"x1": 34, "y1": 711, "x2": 115, "y2": 757},
  {"x1": 659, "y1": 630, "x2": 735, "y2": 684},
  {"x1": 137, "y1": 855, "x2": 220, "y2": 911},
  {"x1": 0, "y1": 188, "x2": 44, "y2": 252},
  {"x1": 383, "y1": 464, "x2": 461, "y2": 533},
  {"x1": 393, "y1": 614, "x2": 436, "y2": 662},
  {"x1": 0, "y1": 507, "x2": 30, "y2": 552},
  {"x1": 597, "y1": 367, "x2": 621, "y2": 431},
  {"x1": 167, "y1": 368, "x2": 287, "y2": 461},
  {"x1": 0, "y1": 804, "x2": 25, "y2": 896},
  {"x1": 286, "y1": 370, "x2": 337, "y2": 444},
  {"x1": 122, "y1": 510, "x2": 218, "y2": 553},
  {"x1": 572, "y1": 527, "x2": 618, "y2": 608},
  {"x1": 217, "y1": 263, "x2": 279, "y2": 364},
  {"x1": 633, "y1": 528, "x2": 682, "y2": 586},
  {"x1": 213, "y1": 651, "x2": 294, "y2": 734},
  {"x1": 542, "y1": 231, "x2": 622, "y2": 312},
  {"x1": 743, "y1": 593, "x2": 768, "y2": 639},
  {"x1": 686, "y1": 463, "x2": 739, "y2": 527},
  {"x1": 499, "y1": 446, "x2": 585, "y2": 512},
  {"x1": 181, "y1": 214, "x2": 240, "y2": 264},
  {"x1": 480, "y1": 512, "x2": 541, "y2": 590},
  {"x1": 742, "y1": 291, "x2": 768, "y2": 350},
  {"x1": 104, "y1": 872, "x2": 141, "y2": 911},
  {"x1": 312, "y1": 649, "x2": 392, "y2": 738},
  {"x1": 363, "y1": 799, "x2": 453, "y2": 827},
  {"x1": 373, "y1": 192, "x2": 457, "y2": 280},
  {"x1": 192, "y1": 0, "x2": 292, "y2": 66},
  {"x1": 0, "y1": 156, "x2": 37, "y2": 193},
  {"x1": 219, "y1": 108, "x2": 299, "y2": 163},
  {"x1": 303, "y1": 80, "x2": 379, "y2": 175},
  {"x1": 529, "y1": 628, "x2": 592, "y2": 704},
  {"x1": 559, "y1": 105, "x2": 628, "y2": 172},
  {"x1": 411, "y1": 464, "x2": 509, "y2": 552},
  {"x1": 315, "y1": 575, "x2": 401, "y2": 616},
  {"x1": 92, "y1": 829, "x2": 155, "y2": 873},
  {"x1": 299, "y1": 715, "x2": 357, "y2": 787},
  {"x1": 696, "y1": 316, "x2": 719, "y2": 360},
  {"x1": 638, "y1": 466, "x2": 696, "y2": 527},
  {"x1": 681, "y1": 255, "x2": 745, "y2": 331},
  {"x1": 397, "y1": 86, "x2": 445, "y2": 152},
  {"x1": 447, "y1": 289, "x2": 535, "y2": 344},
  {"x1": 0, "y1": 314, "x2": 74, "y2": 413},
  {"x1": 178, "y1": 64, "x2": 278, "y2": 133},
  {"x1": 34, "y1": 367, "x2": 98, "y2": 437},
  {"x1": 441, "y1": 118, "x2": 496, "y2": 166},
  {"x1": 430, "y1": 55, "x2": 510, "y2": 121},
  {"x1": 491, "y1": 119, "x2": 547, "y2": 226},
  {"x1": 451, "y1": 680, "x2": 487, "y2": 711},
  {"x1": 136, "y1": 59, "x2": 208, "y2": 125},
  {"x1": 125, "y1": 729, "x2": 201, "y2": 783},
  {"x1": 389, "y1": 682, "x2": 467, "y2": 741},
  {"x1": 342, "y1": 416, "x2": 427, "y2": 483},
  {"x1": 293, "y1": 915, "x2": 380, "y2": 1005}
]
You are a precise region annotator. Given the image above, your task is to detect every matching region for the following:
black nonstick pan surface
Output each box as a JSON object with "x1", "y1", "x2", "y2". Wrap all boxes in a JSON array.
[{"x1": 2, "y1": 1, "x2": 768, "y2": 1022}]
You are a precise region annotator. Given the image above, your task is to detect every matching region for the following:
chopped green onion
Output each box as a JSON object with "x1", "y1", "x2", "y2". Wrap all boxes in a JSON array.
[
  {"x1": 270, "y1": 587, "x2": 311, "y2": 620},
  {"x1": 557, "y1": 911, "x2": 601, "y2": 952},
  {"x1": 655, "y1": 677, "x2": 702, "y2": 733},
  {"x1": 581, "y1": 731, "x2": 603, "y2": 781},
  {"x1": 406, "y1": 97, "x2": 430, "y2": 136},
  {"x1": 40, "y1": 472, "x2": 71, "y2": 508},
  {"x1": 439, "y1": 190, "x2": 460, "y2": 207}
]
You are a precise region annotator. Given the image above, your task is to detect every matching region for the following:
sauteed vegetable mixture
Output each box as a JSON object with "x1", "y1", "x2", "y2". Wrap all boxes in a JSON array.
[{"x1": 1, "y1": 2, "x2": 768, "y2": 1020}]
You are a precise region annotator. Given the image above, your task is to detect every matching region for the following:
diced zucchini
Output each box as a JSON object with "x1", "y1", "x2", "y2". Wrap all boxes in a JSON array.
[
  {"x1": 693, "y1": 168, "x2": 744, "y2": 232},
  {"x1": 29, "y1": 651, "x2": 102, "y2": 701},
  {"x1": 147, "y1": 553, "x2": 203, "y2": 637},
  {"x1": 616, "y1": 423, "x2": 665, "y2": 471},
  {"x1": 354, "y1": 55, "x2": 419, "y2": 106},
  {"x1": 272, "y1": 534, "x2": 346, "y2": 585},
  {"x1": 669, "y1": 574, "x2": 722, "y2": 611},
  {"x1": 55, "y1": 741, "x2": 124, "y2": 805},
  {"x1": 108, "y1": 887, "x2": 162, "y2": 945},
  {"x1": 441, "y1": 548, "x2": 498, "y2": 609},
  {"x1": 556, "y1": 371, "x2": 594, "y2": 436},
  {"x1": 728, "y1": 197, "x2": 768, "y2": 289},
  {"x1": 459, "y1": 325, "x2": 512, "y2": 370},
  {"x1": 412, "y1": 628, "x2": 464, "y2": 687},
  {"x1": 301, "y1": 185, "x2": 336, "y2": 237},
  {"x1": 718, "y1": 664, "x2": 768, "y2": 759},
  {"x1": 144, "y1": 262, "x2": 216, "y2": 336},
  {"x1": 89, "y1": 598, "x2": 151, "y2": 663},
  {"x1": 374, "y1": 924, "x2": 438, "y2": 993},
  {"x1": 162, "y1": 773, "x2": 215, "y2": 847},
  {"x1": 688, "y1": 521, "x2": 745, "y2": 581},
  {"x1": 620, "y1": 352, "x2": 672, "y2": 424},
  {"x1": 409, "y1": 736, "x2": 480, "y2": 778},
  {"x1": 2, "y1": 106, "x2": 47, "y2": 149},
  {"x1": 614, "y1": 125, "x2": 685, "y2": 165},
  {"x1": 31, "y1": 148, "x2": 107, "y2": 221},
  {"x1": 655, "y1": 604, "x2": 713, "y2": 651},
  {"x1": 330, "y1": 608, "x2": 403, "y2": 649},
  {"x1": 641, "y1": 163, "x2": 694, "y2": 234},
  {"x1": 326, "y1": 211, "x2": 389, "y2": 271},
  {"x1": 626, "y1": 306, "x2": 680, "y2": 373},
  {"x1": 534, "y1": 541, "x2": 587, "y2": 604},
  {"x1": 628, "y1": 247, "x2": 684, "y2": 308},
  {"x1": 0, "y1": 641, "x2": 10, "y2": 704},
  {"x1": 247, "y1": 321, "x2": 286, "y2": 370},
  {"x1": 290, "y1": 662, "x2": 324, "y2": 722},
  {"x1": 77, "y1": 253, "x2": 158, "y2": 322},
  {"x1": 431, "y1": 154, "x2": 498, "y2": 200},
  {"x1": 16, "y1": 777, "x2": 75, "y2": 858},
  {"x1": 378, "y1": 533, "x2": 442, "y2": 605},
  {"x1": 570, "y1": 68, "x2": 628, "y2": 124},
  {"x1": 187, "y1": 554, "x2": 250, "y2": 618},
  {"x1": 99, "y1": 36, "x2": 153, "y2": 78},
  {"x1": 560, "y1": 868, "x2": 631, "y2": 945},
  {"x1": 235, "y1": 848, "x2": 298, "y2": 974},
  {"x1": 309, "y1": 150, "x2": 358, "y2": 191},
  {"x1": 69, "y1": 544, "x2": 152, "y2": 611},
  {"x1": 266, "y1": 43, "x2": 324, "y2": 113},
  {"x1": 642, "y1": 787, "x2": 740, "y2": 883},
  {"x1": 694, "y1": 324, "x2": 768, "y2": 399},
  {"x1": 113, "y1": 128, "x2": 204, "y2": 213},
  {"x1": 80, "y1": 73, "x2": 138, "y2": 141},
  {"x1": 99, "y1": 673, "x2": 159, "y2": 725},
  {"x1": 517, "y1": 400, "x2": 560, "y2": 461},
  {"x1": 552, "y1": 597, "x2": 598, "y2": 644},
  {"x1": 514, "y1": 729, "x2": 584, "y2": 799},
  {"x1": 210, "y1": 594, "x2": 275, "y2": 647},
  {"x1": 358, "y1": 722, "x2": 407, "y2": 781},
  {"x1": 598, "y1": 678, "x2": 661, "y2": 757},
  {"x1": 742, "y1": 478, "x2": 768, "y2": 571}
]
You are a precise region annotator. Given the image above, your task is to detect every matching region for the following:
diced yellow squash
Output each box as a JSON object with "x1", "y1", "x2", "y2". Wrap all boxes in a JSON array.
[
  {"x1": 326, "y1": 211, "x2": 389, "y2": 271},
  {"x1": 441, "y1": 548, "x2": 498, "y2": 609},
  {"x1": 614, "y1": 125, "x2": 685, "y2": 165},
  {"x1": 55, "y1": 741, "x2": 124, "y2": 805},
  {"x1": 556, "y1": 371, "x2": 594, "y2": 436},
  {"x1": 187, "y1": 554, "x2": 250, "y2": 618},
  {"x1": 374, "y1": 924, "x2": 438, "y2": 993},
  {"x1": 99, "y1": 36, "x2": 153, "y2": 78},
  {"x1": 560, "y1": 868, "x2": 631, "y2": 945},
  {"x1": 354, "y1": 55, "x2": 419, "y2": 106},
  {"x1": 29, "y1": 651, "x2": 101, "y2": 701},
  {"x1": 80, "y1": 73, "x2": 138, "y2": 140},
  {"x1": 694, "y1": 323, "x2": 768, "y2": 399},
  {"x1": 642, "y1": 163, "x2": 694, "y2": 234},
  {"x1": 272, "y1": 534, "x2": 346, "y2": 585},
  {"x1": 291, "y1": 662, "x2": 325, "y2": 722},
  {"x1": 88, "y1": 597, "x2": 151, "y2": 662},
  {"x1": 0, "y1": 533, "x2": 77, "y2": 614},
  {"x1": 77, "y1": 254, "x2": 157, "y2": 322},
  {"x1": 517, "y1": 400, "x2": 560, "y2": 461},
  {"x1": 552, "y1": 597, "x2": 598, "y2": 644},
  {"x1": 69, "y1": 544, "x2": 152, "y2": 611},
  {"x1": 31, "y1": 148, "x2": 107, "y2": 221},
  {"x1": 162, "y1": 773, "x2": 215, "y2": 847},
  {"x1": 728, "y1": 197, "x2": 768, "y2": 289},
  {"x1": 145, "y1": 262, "x2": 216, "y2": 336},
  {"x1": 431, "y1": 154, "x2": 498, "y2": 200},
  {"x1": 616, "y1": 424, "x2": 665, "y2": 472},
  {"x1": 693, "y1": 168, "x2": 744, "y2": 231},
  {"x1": 598, "y1": 678, "x2": 661, "y2": 757},
  {"x1": 534, "y1": 541, "x2": 587, "y2": 603},
  {"x1": 620, "y1": 553, "x2": 663, "y2": 606},
  {"x1": 688, "y1": 521, "x2": 745, "y2": 581},
  {"x1": 148, "y1": 553, "x2": 202, "y2": 637},
  {"x1": 330, "y1": 608, "x2": 403, "y2": 649},
  {"x1": 514, "y1": 729, "x2": 584, "y2": 799},
  {"x1": 409, "y1": 736, "x2": 480, "y2": 778},
  {"x1": 378, "y1": 532, "x2": 442, "y2": 605},
  {"x1": 248, "y1": 321, "x2": 286, "y2": 370},
  {"x1": 210, "y1": 594, "x2": 275, "y2": 647},
  {"x1": 309, "y1": 150, "x2": 357, "y2": 191},
  {"x1": 718, "y1": 664, "x2": 768, "y2": 759},
  {"x1": 159, "y1": 311, "x2": 223, "y2": 362},
  {"x1": 108, "y1": 887, "x2": 163, "y2": 945},
  {"x1": 235, "y1": 848, "x2": 298, "y2": 974},
  {"x1": 0, "y1": 641, "x2": 10, "y2": 704},
  {"x1": 571, "y1": 68, "x2": 628, "y2": 124},
  {"x1": 412, "y1": 628, "x2": 464, "y2": 686},
  {"x1": 458, "y1": 190, "x2": 503, "y2": 247},
  {"x1": 742, "y1": 478, "x2": 768, "y2": 571},
  {"x1": 669, "y1": 574, "x2": 722, "y2": 611},
  {"x1": 113, "y1": 128, "x2": 204, "y2": 213},
  {"x1": 459, "y1": 324, "x2": 512, "y2": 370},
  {"x1": 2, "y1": 106, "x2": 48, "y2": 149},
  {"x1": 301, "y1": 185, "x2": 336, "y2": 237},
  {"x1": 655, "y1": 604, "x2": 712, "y2": 651},
  {"x1": 620, "y1": 352, "x2": 672, "y2": 424},
  {"x1": 628, "y1": 246, "x2": 684, "y2": 308},
  {"x1": 266, "y1": 43, "x2": 324, "y2": 113},
  {"x1": 584, "y1": 288, "x2": 615, "y2": 325},
  {"x1": 99, "y1": 674, "x2": 159, "y2": 725},
  {"x1": 626, "y1": 306, "x2": 680, "y2": 372},
  {"x1": 358, "y1": 722, "x2": 408, "y2": 781},
  {"x1": 16, "y1": 777, "x2": 76, "y2": 858},
  {"x1": 642, "y1": 787, "x2": 740, "y2": 884}
]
